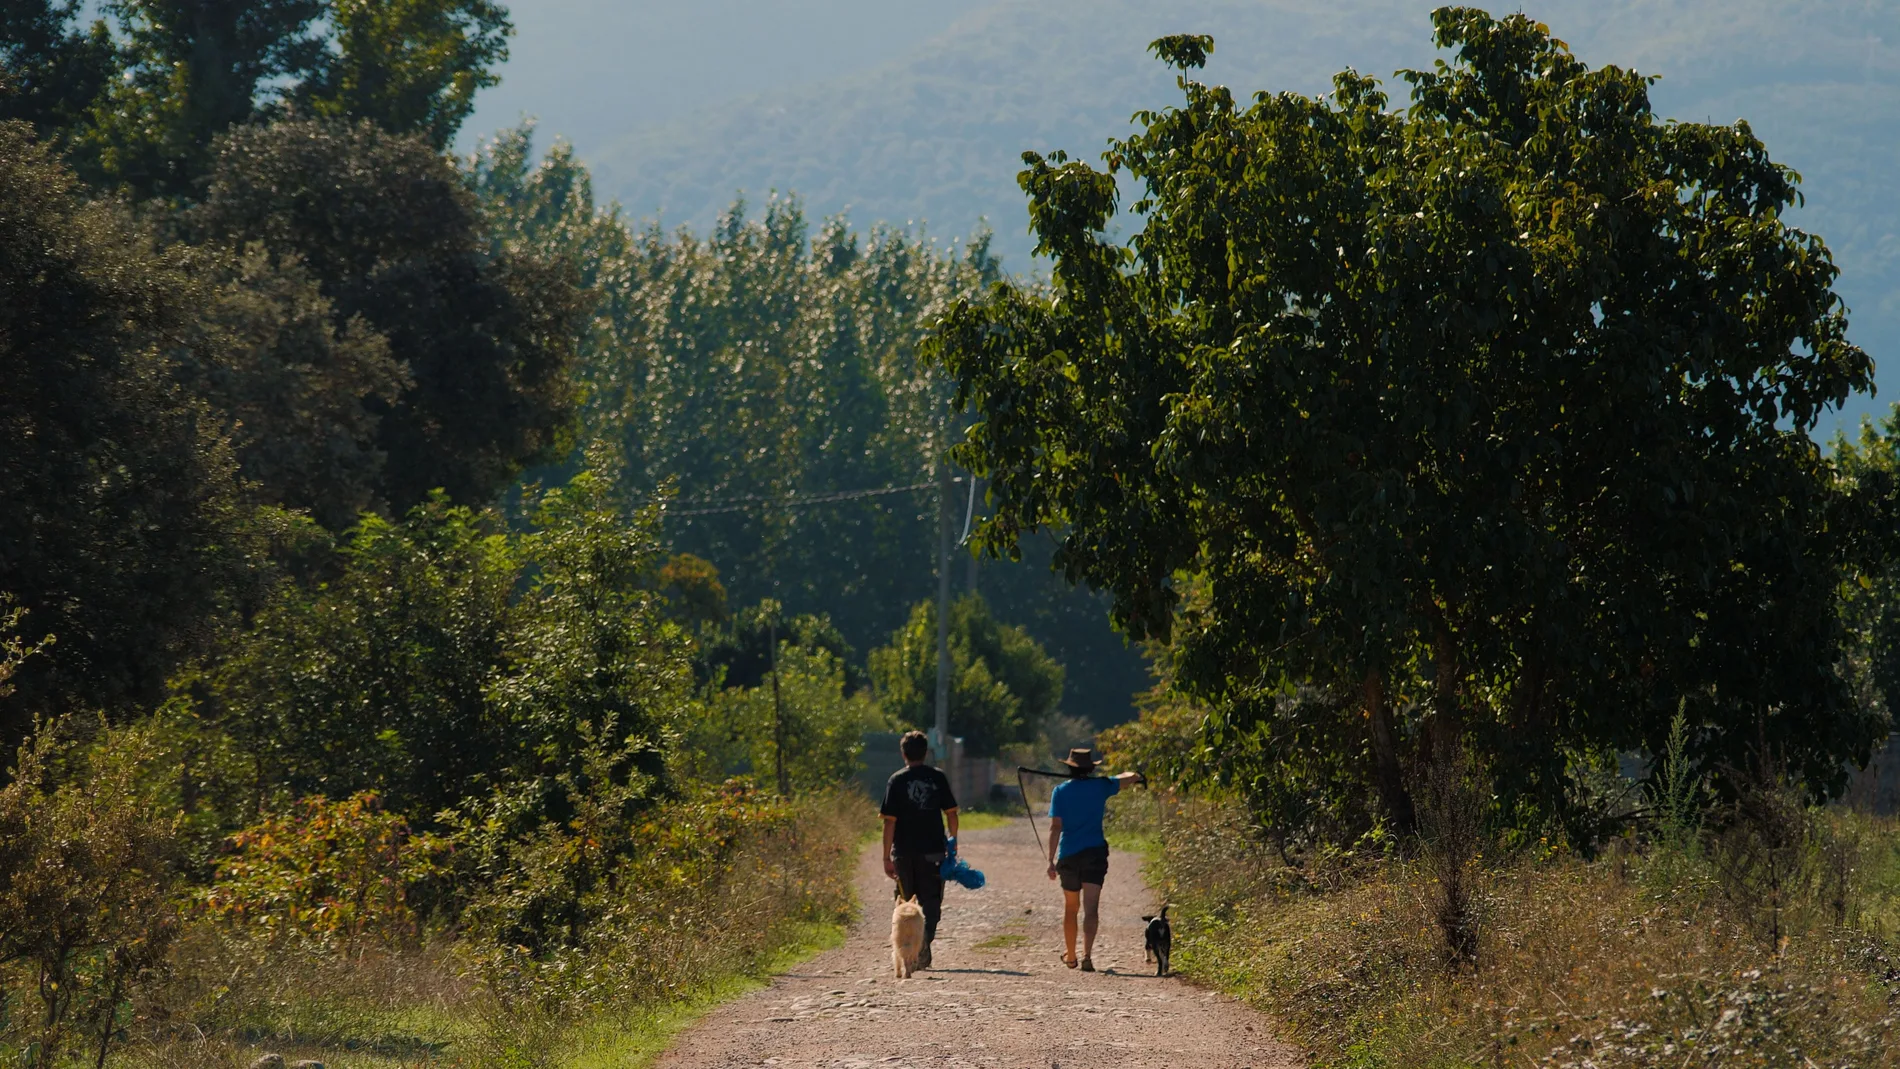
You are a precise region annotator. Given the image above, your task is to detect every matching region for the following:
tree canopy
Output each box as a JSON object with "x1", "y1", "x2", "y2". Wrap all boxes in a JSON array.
[
  {"x1": 0, "y1": 121, "x2": 259, "y2": 721},
  {"x1": 1, "y1": 0, "x2": 511, "y2": 195},
  {"x1": 193, "y1": 118, "x2": 582, "y2": 513},
  {"x1": 934, "y1": 10, "x2": 1880, "y2": 839},
  {"x1": 869, "y1": 592, "x2": 1064, "y2": 758}
]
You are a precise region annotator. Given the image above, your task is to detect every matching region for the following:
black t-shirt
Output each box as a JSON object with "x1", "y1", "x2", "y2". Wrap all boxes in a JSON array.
[{"x1": 881, "y1": 764, "x2": 957, "y2": 856}]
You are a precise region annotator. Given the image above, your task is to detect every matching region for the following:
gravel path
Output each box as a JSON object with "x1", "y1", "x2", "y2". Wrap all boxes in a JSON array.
[{"x1": 654, "y1": 817, "x2": 1301, "y2": 1069}]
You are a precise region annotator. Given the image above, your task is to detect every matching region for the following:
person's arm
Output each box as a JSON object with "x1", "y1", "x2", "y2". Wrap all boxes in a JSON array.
[
  {"x1": 882, "y1": 815, "x2": 897, "y2": 880},
  {"x1": 1045, "y1": 817, "x2": 1063, "y2": 880},
  {"x1": 1113, "y1": 771, "x2": 1144, "y2": 787},
  {"x1": 945, "y1": 807, "x2": 959, "y2": 840}
]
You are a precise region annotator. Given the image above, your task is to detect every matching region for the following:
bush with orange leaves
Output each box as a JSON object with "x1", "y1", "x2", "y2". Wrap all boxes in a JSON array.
[{"x1": 198, "y1": 791, "x2": 450, "y2": 947}]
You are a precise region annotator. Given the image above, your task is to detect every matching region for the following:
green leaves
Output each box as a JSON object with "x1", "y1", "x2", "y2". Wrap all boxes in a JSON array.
[
  {"x1": 298, "y1": 0, "x2": 511, "y2": 150},
  {"x1": 937, "y1": 10, "x2": 1879, "y2": 842},
  {"x1": 868, "y1": 593, "x2": 1064, "y2": 758}
]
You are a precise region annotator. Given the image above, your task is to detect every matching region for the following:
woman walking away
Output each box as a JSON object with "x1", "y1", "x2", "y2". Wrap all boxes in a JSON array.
[{"x1": 1044, "y1": 747, "x2": 1143, "y2": 971}]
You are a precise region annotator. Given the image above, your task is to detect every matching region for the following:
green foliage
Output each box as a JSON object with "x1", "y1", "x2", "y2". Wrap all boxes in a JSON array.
[
  {"x1": 12, "y1": 0, "x2": 512, "y2": 194},
  {"x1": 202, "y1": 460, "x2": 692, "y2": 823},
  {"x1": 298, "y1": 0, "x2": 510, "y2": 149},
  {"x1": 868, "y1": 592, "x2": 1063, "y2": 757},
  {"x1": 0, "y1": 0, "x2": 116, "y2": 141},
  {"x1": 80, "y1": 0, "x2": 329, "y2": 195},
  {"x1": 193, "y1": 118, "x2": 584, "y2": 513},
  {"x1": 0, "y1": 120, "x2": 260, "y2": 724},
  {"x1": 696, "y1": 600, "x2": 860, "y2": 693},
  {"x1": 183, "y1": 242, "x2": 411, "y2": 528},
  {"x1": 0, "y1": 719, "x2": 180, "y2": 1069},
  {"x1": 1830, "y1": 408, "x2": 1900, "y2": 729},
  {"x1": 470, "y1": 128, "x2": 1151, "y2": 725},
  {"x1": 691, "y1": 641, "x2": 891, "y2": 793},
  {"x1": 199, "y1": 792, "x2": 449, "y2": 946},
  {"x1": 934, "y1": 11, "x2": 1880, "y2": 843}
]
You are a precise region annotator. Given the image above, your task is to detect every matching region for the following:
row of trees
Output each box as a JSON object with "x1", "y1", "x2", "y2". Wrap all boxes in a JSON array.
[{"x1": 944, "y1": 12, "x2": 1900, "y2": 852}]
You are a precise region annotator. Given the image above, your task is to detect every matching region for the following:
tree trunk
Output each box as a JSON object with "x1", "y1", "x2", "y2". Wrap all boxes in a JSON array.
[{"x1": 1362, "y1": 670, "x2": 1415, "y2": 834}]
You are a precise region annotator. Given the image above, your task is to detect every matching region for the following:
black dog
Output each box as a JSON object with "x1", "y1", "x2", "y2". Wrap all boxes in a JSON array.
[{"x1": 1141, "y1": 904, "x2": 1172, "y2": 976}]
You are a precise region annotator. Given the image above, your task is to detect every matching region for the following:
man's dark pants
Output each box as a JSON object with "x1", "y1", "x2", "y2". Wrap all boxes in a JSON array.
[{"x1": 892, "y1": 852, "x2": 946, "y2": 944}]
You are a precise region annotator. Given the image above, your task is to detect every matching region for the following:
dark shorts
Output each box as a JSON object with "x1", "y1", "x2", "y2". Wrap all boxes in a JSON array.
[{"x1": 1055, "y1": 844, "x2": 1109, "y2": 891}]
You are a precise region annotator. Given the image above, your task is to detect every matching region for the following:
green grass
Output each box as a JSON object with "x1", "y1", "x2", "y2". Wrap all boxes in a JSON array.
[
  {"x1": 955, "y1": 809, "x2": 1017, "y2": 832},
  {"x1": 163, "y1": 921, "x2": 853, "y2": 1069},
  {"x1": 554, "y1": 920, "x2": 849, "y2": 1069},
  {"x1": 971, "y1": 933, "x2": 1030, "y2": 950}
]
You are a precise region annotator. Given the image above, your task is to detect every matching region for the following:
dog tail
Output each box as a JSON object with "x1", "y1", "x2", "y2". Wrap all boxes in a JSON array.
[{"x1": 1160, "y1": 902, "x2": 1169, "y2": 919}]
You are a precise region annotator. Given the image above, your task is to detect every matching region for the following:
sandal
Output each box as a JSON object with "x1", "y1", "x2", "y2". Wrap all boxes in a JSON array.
[
  {"x1": 1080, "y1": 957, "x2": 1096, "y2": 972},
  {"x1": 1062, "y1": 953, "x2": 1079, "y2": 969}
]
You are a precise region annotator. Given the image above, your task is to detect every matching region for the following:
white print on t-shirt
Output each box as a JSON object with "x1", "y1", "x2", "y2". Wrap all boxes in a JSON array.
[{"x1": 907, "y1": 778, "x2": 936, "y2": 808}]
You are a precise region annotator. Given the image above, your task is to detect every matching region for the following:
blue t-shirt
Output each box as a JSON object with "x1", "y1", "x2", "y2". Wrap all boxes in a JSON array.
[{"x1": 1048, "y1": 775, "x2": 1120, "y2": 858}]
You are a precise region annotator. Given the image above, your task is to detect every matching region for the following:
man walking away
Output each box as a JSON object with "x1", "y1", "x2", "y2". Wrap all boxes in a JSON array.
[
  {"x1": 1045, "y1": 747, "x2": 1143, "y2": 971},
  {"x1": 882, "y1": 730, "x2": 959, "y2": 969}
]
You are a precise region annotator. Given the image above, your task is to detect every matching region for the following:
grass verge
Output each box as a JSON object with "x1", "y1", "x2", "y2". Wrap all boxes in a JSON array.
[{"x1": 1129, "y1": 793, "x2": 1900, "y2": 1069}]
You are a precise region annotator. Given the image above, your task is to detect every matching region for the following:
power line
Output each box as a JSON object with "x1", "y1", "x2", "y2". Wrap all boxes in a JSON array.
[{"x1": 663, "y1": 477, "x2": 966, "y2": 517}]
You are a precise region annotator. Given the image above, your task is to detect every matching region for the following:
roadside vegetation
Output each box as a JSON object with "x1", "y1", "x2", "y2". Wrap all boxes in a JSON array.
[
  {"x1": 0, "y1": 2, "x2": 1080, "y2": 1064},
  {"x1": 10, "y1": 3, "x2": 1900, "y2": 1068}
]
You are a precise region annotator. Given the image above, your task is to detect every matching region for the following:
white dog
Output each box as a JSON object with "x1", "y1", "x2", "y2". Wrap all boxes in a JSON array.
[{"x1": 891, "y1": 894, "x2": 926, "y2": 978}]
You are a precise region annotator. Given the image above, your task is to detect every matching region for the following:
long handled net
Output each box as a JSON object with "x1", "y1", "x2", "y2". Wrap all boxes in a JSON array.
[{"x1": 1016, "y1": 765, "x2": 1070, "y2": 860}]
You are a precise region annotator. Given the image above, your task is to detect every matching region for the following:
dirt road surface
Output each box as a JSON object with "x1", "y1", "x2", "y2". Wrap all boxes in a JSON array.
[{"x1": 655, "y1": 817, "x2": 1301, "y2": 1069}]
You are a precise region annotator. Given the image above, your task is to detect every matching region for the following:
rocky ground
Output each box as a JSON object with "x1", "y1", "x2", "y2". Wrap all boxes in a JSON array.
[{"x1": 655, "y1": 817, "x2": 1299, "y2": 1069}]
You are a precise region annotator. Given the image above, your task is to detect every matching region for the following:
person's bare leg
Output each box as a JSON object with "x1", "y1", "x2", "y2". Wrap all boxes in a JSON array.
[
  {"x1": 1061, "y1": 888, "x2": 1081, "y2": 963},
  {"x1": 1081, "y1": 883, "x2": 1103, "y2": 962}
]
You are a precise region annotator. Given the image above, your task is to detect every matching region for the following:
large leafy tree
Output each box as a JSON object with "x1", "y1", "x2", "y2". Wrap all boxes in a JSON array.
[
  {"x1": 0, "y1": 121, "x2": 257, "y2": 723},
  {"x1": 934, "y1": 11, "x2": 1880, "y2": 838},
  {"x1": 203, "y1": 462, "x2": 692, "y2": 822},
  {"x1": 192, "y1": 118, "x2": 582, "y2": 512}
]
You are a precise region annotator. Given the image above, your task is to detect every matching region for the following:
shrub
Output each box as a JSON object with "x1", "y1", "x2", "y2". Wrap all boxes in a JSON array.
[
  {"x1": 457, "y1": 779, "x2": 863, "y2": 1016},
  {"x1": 691, "y1": 641, "x2": 890, "y2": 792},
  {"x1": 1134, "y1": 789, "x2": 1900, "y2": 1069},
  {"x1": 0, "y1": 719, "x2": 179, "y2": 1069},
  {"x1": 198, "y1": 792, "x2": 450, "y2": 948}
]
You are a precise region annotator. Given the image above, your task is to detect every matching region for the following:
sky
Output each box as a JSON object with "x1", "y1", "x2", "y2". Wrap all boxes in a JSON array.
[
  {"x1": 463, "y1": 0, "x2": 990, "y2": 157},
  {"x1": 464, "y1": 0, "x2": 1900, "y2": 436}
]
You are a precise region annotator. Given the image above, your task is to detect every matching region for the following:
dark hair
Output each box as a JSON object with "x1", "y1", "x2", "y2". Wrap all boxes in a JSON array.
[{"x1": 900, "y1": 730, "x2": 928, "y2": 761}]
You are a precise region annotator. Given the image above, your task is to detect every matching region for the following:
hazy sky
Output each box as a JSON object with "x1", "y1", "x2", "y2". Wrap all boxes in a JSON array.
[{"x1": 462, "y1": 0, "x2": 990, "y2": 155}]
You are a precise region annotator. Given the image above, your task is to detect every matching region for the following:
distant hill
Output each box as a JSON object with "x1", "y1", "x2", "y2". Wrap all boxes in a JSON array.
[{"x1": 580, "y1": 0, "x2": 1899, "y2": 431}]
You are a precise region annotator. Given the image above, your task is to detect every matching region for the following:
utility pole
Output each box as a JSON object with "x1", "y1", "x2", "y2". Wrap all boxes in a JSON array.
[
  {"x1": 770, "y1": 607, "x2": 789, "y2": 797},
  {"x1": 933, "y1": 456, "x2": 953, "y2": 769}
]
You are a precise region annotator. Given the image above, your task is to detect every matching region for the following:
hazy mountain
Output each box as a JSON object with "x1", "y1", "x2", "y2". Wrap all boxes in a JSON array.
[{"x1": 474, "y1": 0, "x2": 1898, "y2": 432}]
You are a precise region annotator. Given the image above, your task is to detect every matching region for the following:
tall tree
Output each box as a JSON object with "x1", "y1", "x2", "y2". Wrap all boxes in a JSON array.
[
  {"x1": 82, "y1": 0, "x2": 328, "y2": 195},
  {"x1": 0, "y1": 0, "x2": 117, "y2": 140},
  {"x1": 470, "y1": 130, "x2": 1153, "y2": 723},
  {"x1": 297, "y1": 0, "x2": 510, "y2": 149},
  {"x1": 869, "y1": 592, "x2": 1064, "y2": 758},
  {"x1": 193, "y1": 118, "x2": 582, "y2": 512},
  {"x1": 934, "y1": 12, "x2": 1879, "y2": 839},
  {"x1": 0, "y1": 120, "x2": 257, "y2": 725}
]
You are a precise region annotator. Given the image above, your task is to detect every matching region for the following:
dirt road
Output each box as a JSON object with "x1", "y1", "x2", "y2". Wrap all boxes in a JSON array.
[{"x1": 655, "y1": 817, "x2": 1300, "y2": 1069}]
